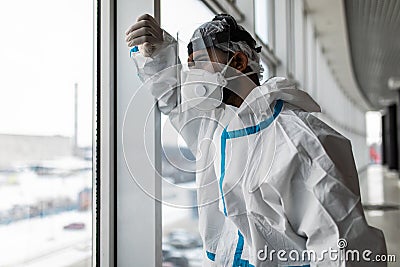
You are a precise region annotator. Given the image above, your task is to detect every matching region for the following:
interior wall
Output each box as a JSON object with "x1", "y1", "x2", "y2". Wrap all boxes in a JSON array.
[
  {"x1": 310, "y1": 19, "x2": 369, "y2": 170},
  {"x1": 273, "y1": 0, "x2": 369, "y2": 170}
]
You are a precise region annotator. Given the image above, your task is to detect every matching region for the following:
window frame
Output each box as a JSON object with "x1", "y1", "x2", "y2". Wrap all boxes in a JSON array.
[{"x1": 97, "y1": 0, "x2": 116, "y2": 265}]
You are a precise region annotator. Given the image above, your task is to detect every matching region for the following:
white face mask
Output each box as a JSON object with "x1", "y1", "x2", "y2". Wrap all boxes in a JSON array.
[
  {"x1": 180, "y1": 57, "x2": 258, "y2": 111},
  {"x1": 181, "y1": 68, "x2": 227, "y2": 111}
]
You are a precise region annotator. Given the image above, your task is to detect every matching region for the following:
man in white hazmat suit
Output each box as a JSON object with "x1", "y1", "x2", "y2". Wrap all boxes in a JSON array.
[{"x1": 125, "y1": 13, "x2": 387, "y2": 266}]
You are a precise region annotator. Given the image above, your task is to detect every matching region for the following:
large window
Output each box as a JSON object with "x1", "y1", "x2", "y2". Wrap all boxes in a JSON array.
[
  {"x1": 114, "y1": 0, "x2": 280, "y2": 265},
  {"x1": 0, "y1": 1, "x2": 94, "y2": 266},
  {"x1": 286, "y1": 0, "x2": 295, "y2": 77},
  {"x1": 260, "y1": 60, "x2": 271, "y2": 83},
  {"x1": 254, "y1": 0, "x2": 277, "y2": 80},
  {"x1": 254, "y1": 0, "x2": 270, "y2": 45}
]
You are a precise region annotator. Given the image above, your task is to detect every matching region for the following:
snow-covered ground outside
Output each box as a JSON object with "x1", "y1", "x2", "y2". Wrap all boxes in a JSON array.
[
  {"x1": 0, "y1": 163, "x2": 92, "y2": 267},
  {"x1": 0, "y1": 210, "x2": 92, "y2": 267},
  {"x1": 0, "y1": 163, "x2": 200, "y2": 266}
]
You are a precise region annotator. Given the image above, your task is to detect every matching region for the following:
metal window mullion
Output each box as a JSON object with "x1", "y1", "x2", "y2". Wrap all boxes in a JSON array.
[
  {"x1": 93, "y1": 0, "x2": 100, "y2": 266},
  {"x1": 154, "y1": 5, "x2": 162, "y2": 266},
  {"x1": 98, "y1": 0, "x2": 116, "y2": 266}
]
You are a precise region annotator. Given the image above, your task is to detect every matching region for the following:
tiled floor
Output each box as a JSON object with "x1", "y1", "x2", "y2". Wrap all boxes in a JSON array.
[{"x1": 359, "y1": 165, "x2": 400, "y2": 267}]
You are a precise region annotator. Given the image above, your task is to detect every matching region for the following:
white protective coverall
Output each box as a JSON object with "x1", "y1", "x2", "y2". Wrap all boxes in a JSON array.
[{"x1": 132, "y1": 31, "x2": 387, "y2": 267}]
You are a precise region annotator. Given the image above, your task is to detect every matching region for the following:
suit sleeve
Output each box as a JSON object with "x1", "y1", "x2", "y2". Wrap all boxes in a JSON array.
[
  {"x1": 131, "y1": 30, "x2": 225, "y2": 154},
  {"x1": 283, "y1": 135, "x2": 387, "y2": 266}
]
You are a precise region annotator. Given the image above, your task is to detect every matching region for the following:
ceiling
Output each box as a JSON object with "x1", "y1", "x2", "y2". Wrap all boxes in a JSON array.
[
  {"x1": 344, "y1": 0, "x2": 400, "y2": 109},
  {"x1": 306, "y1": 0, "x2": 400, "y2": 110}
]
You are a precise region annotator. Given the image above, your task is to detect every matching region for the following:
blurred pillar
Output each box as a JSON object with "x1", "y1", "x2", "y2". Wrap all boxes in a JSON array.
[
  {"x1": 398, "y1": 90, "x2": 400, "y2": 172},
  {"x1": 385, "y1": 104, "x2": 398, "y2": 170},
  {"x1": 381, "y1": 114, "x2": 386, "y2": 165}
]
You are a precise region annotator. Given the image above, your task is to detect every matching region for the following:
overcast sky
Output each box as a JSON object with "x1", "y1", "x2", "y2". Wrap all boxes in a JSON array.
[{"x1": 0, "y1": 0, "x2": 93, "y2": 146}]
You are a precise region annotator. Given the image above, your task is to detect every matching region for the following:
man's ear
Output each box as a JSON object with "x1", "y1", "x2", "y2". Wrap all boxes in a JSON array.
[{"x1": 231, "y1": 52, "x2": 248, "y2": 72}]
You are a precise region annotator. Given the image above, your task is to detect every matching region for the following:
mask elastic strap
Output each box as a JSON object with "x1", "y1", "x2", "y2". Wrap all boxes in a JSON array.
[
  {"x1": 221, "y1": 56, "x2": 235, "y2": 75},
  {"x1": 221, "y1": 55, "x2": 258, "y2": 81},
  {"x1": 225, "y1": 70, "x2": 258, "y2": 81}
]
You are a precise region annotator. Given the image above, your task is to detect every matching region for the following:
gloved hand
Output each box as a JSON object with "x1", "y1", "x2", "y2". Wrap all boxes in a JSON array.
[{"x1": 125, "y1": 14, "x2": 164, "y2": 57}]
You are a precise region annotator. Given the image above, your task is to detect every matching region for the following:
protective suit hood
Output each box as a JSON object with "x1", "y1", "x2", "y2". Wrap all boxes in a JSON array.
[{"x1": 236, "y1": 76, "x2": 321, "y2": 116}]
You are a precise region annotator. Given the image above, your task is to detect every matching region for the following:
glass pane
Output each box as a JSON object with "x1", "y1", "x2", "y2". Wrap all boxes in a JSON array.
[
  {"x1": 255, "y1": 0, "x2": 269, "y2": 45},
  {"x1": 160, "y1": 0, "x2": 214, "y2": 266},
  {"x1": 260, "y1": 60, "x2": 271, "y2": 84},
  {"x1": 0, "y1": 1, "x2": 94, "y2": 266}
]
